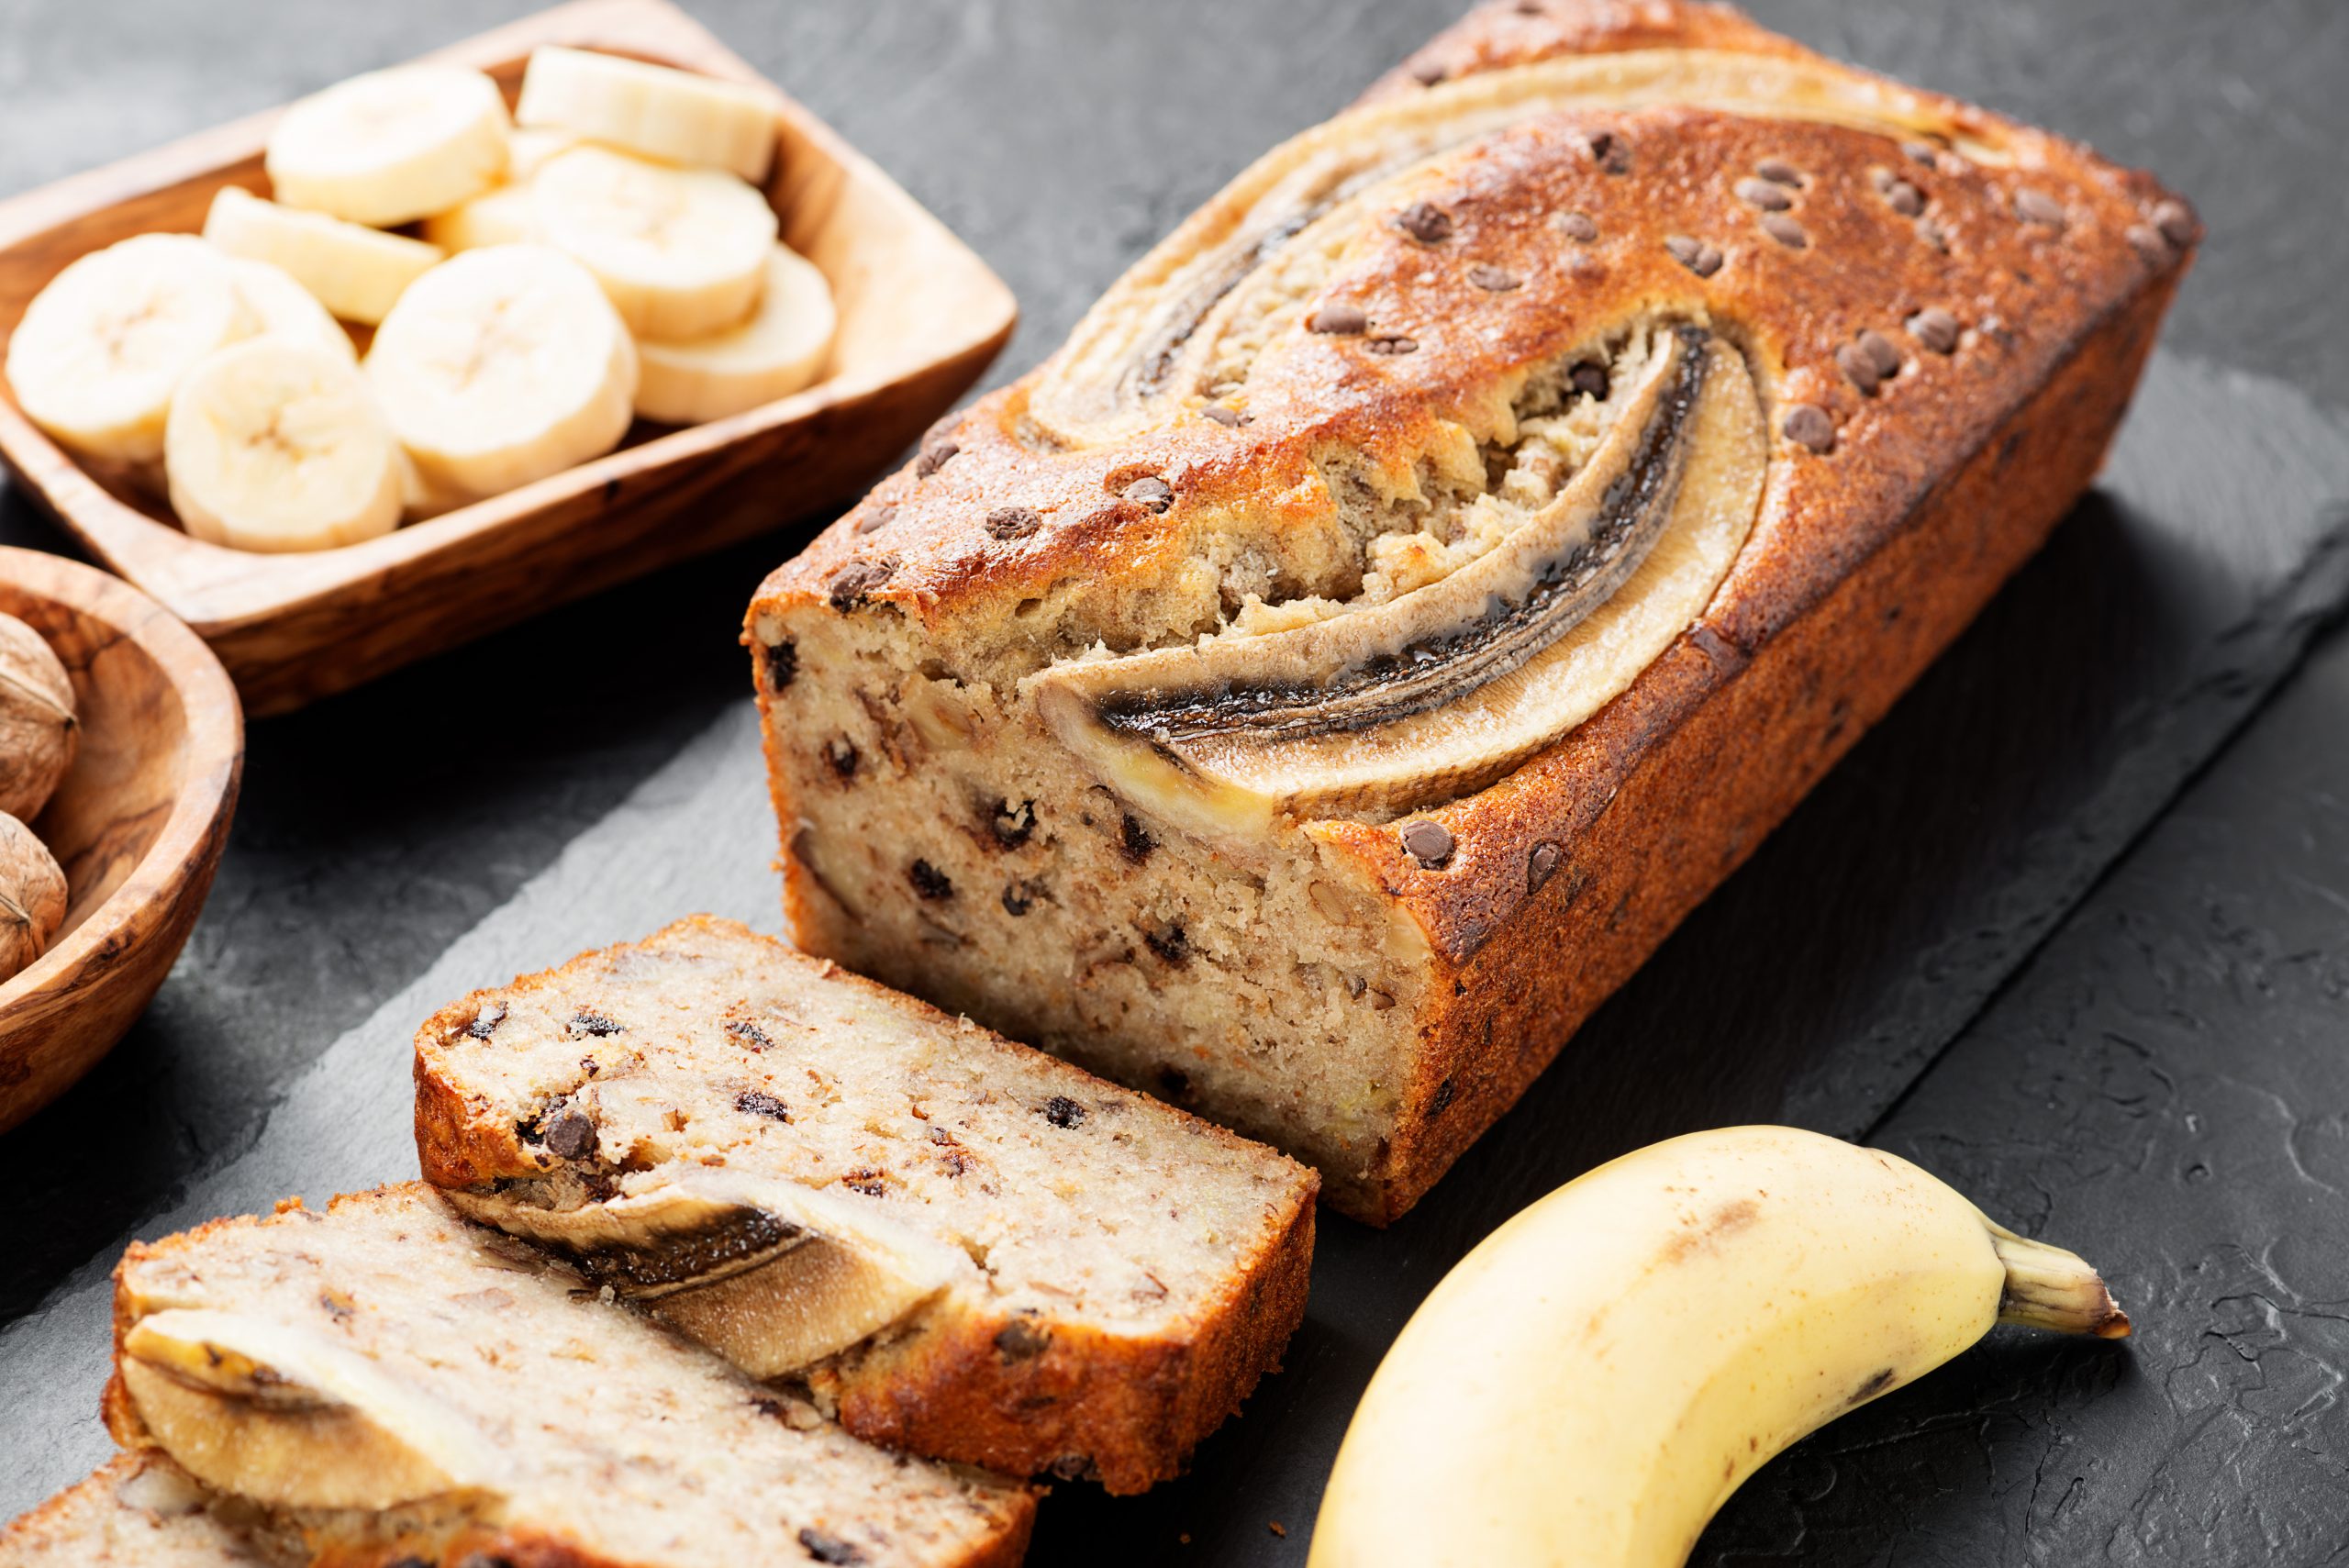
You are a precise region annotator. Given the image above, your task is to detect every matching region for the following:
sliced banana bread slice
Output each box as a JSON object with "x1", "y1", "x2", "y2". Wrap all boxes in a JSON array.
[
  {"x1": 412, "y1": 916, "x2": 1317, "y2": 1495},
  {"x1": 0, "y1": 1454, "x2": 278, "y2": 1568},
  {"x1": 106, "y1": 1184, "x2": 1033, "y2": 1568}
]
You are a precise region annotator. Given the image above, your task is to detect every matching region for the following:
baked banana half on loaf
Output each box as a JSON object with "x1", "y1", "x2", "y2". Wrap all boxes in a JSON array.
[
  {"x1": 744, "y1": 0, "x2": 2198, "y2": 1221},
  {"x1": 413, "y1": 917, "x2": 1316, "y2": 1495},
  {"x1": 102, "y1": 1184, "x2": 1034, "y2": 1568}
]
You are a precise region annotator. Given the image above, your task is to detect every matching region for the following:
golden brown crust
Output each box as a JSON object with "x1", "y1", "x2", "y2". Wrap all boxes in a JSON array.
[
  {"x1": 817, "y1": 1177, "x2": 1313, "y2": 1493},
  {"x1": 746, "y1": 1, "x2": 2197, "y2": 1221},
  {"x1": 410, "y1": 916, "x2": 1318, "y2": 1493}
]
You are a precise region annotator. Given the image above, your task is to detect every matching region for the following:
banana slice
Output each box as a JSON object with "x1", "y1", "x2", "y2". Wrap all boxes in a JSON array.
[
  {"x1": 443, "y1": 1172, "x2": 970, "y2": 1378},
  {"x1": 227, "y1": 259, "x2": 355, "y2": 364},
  {"x1": 3, "y1": 233, "x2": 254, "y2": 464},
  {"x1": 516, "y1": 45, "x2": 778, "y2": 183},
  {"x1": 264, "y1": 63, "x2": 510, "y2": 228},
  {"x1": 507, "y1": 126, "x2": 581, "y2": 179},
  {"x1": 120, "y1": 1307, "x2": 496, "y2": 1511},
  {"x1": 634, "y1": 244, "x2": 834, "y2": 424},
  {"x1": 204, "y1": 186, "x2": 442, "y2": 327},
  {"x1": 363, "y1": 243, "x2": 637, "y2": 501},
  {"x1": 165, "y1": 338, "x2": 404, "y2": 553},
  {"x1": 422, "y1": 182, "x2": 540, "y2": 253},
  {"x1": 531, "y1": 144, "x2": 776, "y2": 339},
  {"x1": 1032, "y1": 324, "x2": 1767, "y2": 837}
]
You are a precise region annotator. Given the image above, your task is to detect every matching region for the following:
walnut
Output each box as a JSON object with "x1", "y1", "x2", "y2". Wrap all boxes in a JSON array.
[
  {"x1": 0, "y1": 614, "x2": 76, "y2": 823},
  {"x1": 0, "y1": 812, "x2": 66, "y2": 984}
]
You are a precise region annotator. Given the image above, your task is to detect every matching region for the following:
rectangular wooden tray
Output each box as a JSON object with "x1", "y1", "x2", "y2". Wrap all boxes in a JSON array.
[{"x1": 0, "y1": 0, "x2": 1016, "y2": 715}]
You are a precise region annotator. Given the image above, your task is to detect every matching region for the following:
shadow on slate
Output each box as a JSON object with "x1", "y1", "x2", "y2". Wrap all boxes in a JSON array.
[
  {"x1": 0, "y1": 491, "x2": 825, "y2": 1323},
  {"x1": 1024, "y1": 350, "x2": 2349, "y2": 1564}
]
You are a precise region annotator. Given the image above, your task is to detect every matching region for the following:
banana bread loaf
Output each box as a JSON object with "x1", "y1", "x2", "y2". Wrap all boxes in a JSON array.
[
  {"x1": 412, "y1": 916, "x2": 1315, "y2": 1495},
  {"x1": 743, "y1": 0, "x2": 2197, "y2": 1221},
  {"x1": 104, "y1": 1184, "x2": 1033, "y2": 1568},
  {"x1": 0, "y1": 1454, "x2": 277, "y2": 1568}
]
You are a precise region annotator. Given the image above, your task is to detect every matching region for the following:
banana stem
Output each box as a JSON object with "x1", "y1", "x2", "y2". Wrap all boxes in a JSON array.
[{"x1": 1987, "y1": 1223, "x2": 2132, "y2": 1338}]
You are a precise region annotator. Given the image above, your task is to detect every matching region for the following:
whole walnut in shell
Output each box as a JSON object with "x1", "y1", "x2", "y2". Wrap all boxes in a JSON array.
[
  {"x1": 0, "y1": 614, "x2": 76, "y2": 822},
  {"x1": 0, "y1": 812, "x2": 66, "y2": 984}
]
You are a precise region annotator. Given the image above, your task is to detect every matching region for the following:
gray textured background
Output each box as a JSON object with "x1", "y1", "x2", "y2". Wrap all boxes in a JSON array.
[{"x1": 3, "y1": 1, "x2": 2348, "y2": 1562}]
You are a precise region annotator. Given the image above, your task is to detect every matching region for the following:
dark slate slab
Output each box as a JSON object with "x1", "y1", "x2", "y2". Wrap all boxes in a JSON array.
[{"x1": 2, "y1": 1, "x2": 2347, "y2": 1563}]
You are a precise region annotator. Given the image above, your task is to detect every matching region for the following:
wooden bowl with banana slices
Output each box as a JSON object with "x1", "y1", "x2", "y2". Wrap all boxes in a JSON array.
[
  {"x1": 0, "y1": 546, "x2": 242, "y2": 1132},
  {"x1": 0, "y1": 0, "x2": 1016, "y2": 715}
]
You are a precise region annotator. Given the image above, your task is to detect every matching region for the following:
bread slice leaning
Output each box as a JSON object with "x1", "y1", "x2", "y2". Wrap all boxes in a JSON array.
[
  {"x1": 413, "y1": 916, "x2": 1318, "y2": 1494},
  {"x1": 103, "y1": 1184, "x2": 1034, "y2": 1568},
  {"x1": 0, "y1": 1453, "x2": 277, "y2": 1568}
]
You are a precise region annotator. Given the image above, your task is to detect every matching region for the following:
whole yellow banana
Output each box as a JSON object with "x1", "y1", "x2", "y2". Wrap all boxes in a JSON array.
[{"x1": 1310, "y1": 1125, "x2": 2127, "y2": 1567}]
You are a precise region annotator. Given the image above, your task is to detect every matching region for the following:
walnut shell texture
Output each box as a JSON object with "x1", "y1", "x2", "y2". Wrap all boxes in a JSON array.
[
  {"x1": 0, "y1": 811, "x2": 67, "y2": 984},
  {"x1": 0, "y1": 613, "x2": 77, "y2": 823}
]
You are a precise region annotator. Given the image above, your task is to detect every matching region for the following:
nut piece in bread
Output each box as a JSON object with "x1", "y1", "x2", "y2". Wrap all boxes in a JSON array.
[
  {"x1": 744, "y1": 0, "x2": 2198, "y2": 1223},
  {"x1": 413, "y1": 916, "x2": 1318, "y2": 1494},
  {"x1": 0, "y1": 613, "x2": 76, "y2": 824},
  {"x1": 107, "y1": 1184, "x2": 1035, "y2": 1568}
]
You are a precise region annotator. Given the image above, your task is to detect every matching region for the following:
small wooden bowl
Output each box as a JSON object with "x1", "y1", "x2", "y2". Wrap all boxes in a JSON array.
[
  {"x1": 0, "y1": 0, "x2": 1016, "y2": 716},
  {"x1": 0, "y1": 546, "x2": 242, "y2": 1132}
]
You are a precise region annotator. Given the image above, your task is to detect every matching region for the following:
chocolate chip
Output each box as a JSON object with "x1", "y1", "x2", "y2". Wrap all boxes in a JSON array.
[
  {"x1": 991, "y1": 798, "x2": 1035, "y2": 850},
  {"x1": 1122, "y1": 475, "x2": 1174, "y2": 513},
  {"x1": 1399, "y1": 818, "x2": 1454, "y2": 868},
  {"x1": 1307, "y1": 302, "x2": 1367, "y2": 334},
  {"x1": 2013, "y1": 188, "x2": 2066, "y2": 228},
  {"x1": 1200, "y1": 403, "x2": 1250, "y2": 427},
  {"x1": 1902, "y1": 139, "x2": 1941, "y2": 166},
  {"x1": 1465, "y1": 263, "x2": 1523, "y2": 293},
  {"x1": 1578, "y1": 129, "x2": 1631, "y2": 174},
  {"x1": 1528, "y1": 841, "x2": 1563, "y2": 894},
  {"x1": 726, "y1": 1019, "x2": 774, "y2": 1051},
  {"x1": 1664, "y1": 235, "x2": 1723, "y2": 277},
  {"x1": 913, "y1": 438, "x2": 958, "y2": 478},
  {"x1": 1913, "y1": 217, "x2": 1950, "y2": 251},
  {"x1": 824, "y1": 737, "x2": 859, "y2": 780},
  {"x1": 763, "y1": 639, "x2": 797, "y2": 692},
  {"x1": 1410, "y1": 60, "x2": 1447, "y2": 86},
  {"x1": 1754, "y1": 158, "x2": 1803, "y2": 186},
  {"x1": 984, "y1": 505, "x2": 1041, "y2": 540},
  {"x1": 1871, "y1": 169, "x2": 1926, "y2": 217},
  {"x1": 1733, "y1": 177, "x2": 1792, "y2": 211},
  {"x1": 2152, "y1": 199, "x2": 2196, "y2": 247},
  {"x1": 1041, "y1": 1095, "x2": 1086, "y2": 1129},
  {"x1": 825, "y1": 558, "x2": 896, "y2": 612},
  {"x1": 1781, "y1": 403, "x2": 1835, "y2": 453},
  {"x1": 1836, "y1": 343, "x2": 1882, "y2": 395},
  {"x1": 908, "y1": 859, "x2": 953, "y2": 901},
  {"x1": 1759, "y1": 213, "x2": 1807, "y2": 249},
  {"x1": 798, "y1": 1528, "x2": 868, "y2": 1565},
  {"x1": 841, "y1": 1170, "x2": 887, "y2": 1197},
  {"x1": 995, "y1": 1315, "x2": 1052, "y2": 1360},
  {"x1": 542, "y1": 1106, "x2": 596, "y2": 1160},
  {"x1": 1364, "y1": 334, "x2": 1419, "y2": 355},
  {"x1": 1119, "y1": 813, "x2": 1155, "y2": 864},
  {"x1": 570, "y1": 1012, "x2": 623, "y2": 1038},
  {"x1": 1568, "y1": 360, "x2": 1609, "y2": 399},
  {"x1": 1857, "y1": 329, "x2": 1901, "y2": 378},
  {"x1": 1556, "y1": 209, "x2": 1598, "y2": 242},
  {"x1": 2126, "y1": 223, "x2": 2170, "y2": 261},
  {"x1": 1396, "y1": 200, "x2": 1453, "y2": 243},
  {"x1": 1141, "y1": 922, "x2": 1189, "y2": 965},
  {"x1": 735, "y1": 1090, "x2": 791, "y2": 1122},
  {"x1": 464, "y1": 1001, "x2": 507, "y2": 1041},
  {"x1": 1907, "y1": 306, "x2": 1960, "y2": 354},
  {"x1": 852, "y1": 504, "x2": 895, "y2": 536},
  {"x1": 1000, "y1": 879, "x2": 1041, "y2": 917},
  {"x1": 1428, "y1": 1077, "x2": 1457, "y2": 1116}
]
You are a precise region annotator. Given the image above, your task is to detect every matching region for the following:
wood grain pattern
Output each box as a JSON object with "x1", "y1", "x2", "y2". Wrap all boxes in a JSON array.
[
  {"x1": 0, "y1": 0, "x2": 1016, "y2": 715},
  {"x1": 0, "y1": 546, "x2": 241, "y2": 1132}
]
